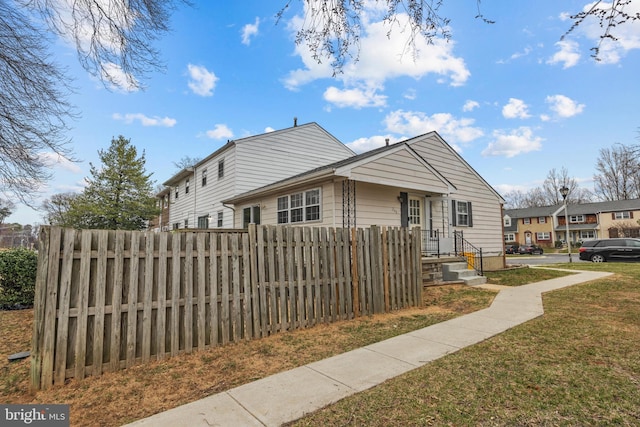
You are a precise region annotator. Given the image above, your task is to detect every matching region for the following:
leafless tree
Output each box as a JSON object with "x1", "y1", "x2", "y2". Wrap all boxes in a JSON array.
[
  {"x1": 0, "y1": 198, "x2": 15, "y2": 224},
  {"x1": 40, "y1": 192, "x2": 79, "y2": 226},
  {"x1": 2, "y1": 0, "x2": 187, "y2": 203},
  {"x1": 593, "y1": 143, "x2": 640, "y2": 201},
  {"x1": 280, "y1": 0, "x2": 639, "y2": 72}
]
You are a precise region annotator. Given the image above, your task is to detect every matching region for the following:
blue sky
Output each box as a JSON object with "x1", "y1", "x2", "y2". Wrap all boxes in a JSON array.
[{"x1": 8, "y1": 0, "x2": 640, "y2": 225}]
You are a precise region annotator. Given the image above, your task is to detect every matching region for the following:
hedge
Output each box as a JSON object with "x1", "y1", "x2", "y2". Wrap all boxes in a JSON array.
[{"x1": 0, "y1": 248, "x2": 37, "y2": 309}]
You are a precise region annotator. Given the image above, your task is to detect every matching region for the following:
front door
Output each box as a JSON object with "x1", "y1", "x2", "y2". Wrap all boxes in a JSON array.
[{"x1": 408, "y1": 197, "x2": 422, "y2": 228}]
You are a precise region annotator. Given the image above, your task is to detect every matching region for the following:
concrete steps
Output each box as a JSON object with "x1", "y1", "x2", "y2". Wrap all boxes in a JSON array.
[{"x1": 442, "y1": 262, "x2": 486, "y2": 286}]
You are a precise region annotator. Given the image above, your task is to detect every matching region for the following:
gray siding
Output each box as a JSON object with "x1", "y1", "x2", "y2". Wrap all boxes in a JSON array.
[{"x1": 408, "y1": 134, "x2": 504, "y2": 255}]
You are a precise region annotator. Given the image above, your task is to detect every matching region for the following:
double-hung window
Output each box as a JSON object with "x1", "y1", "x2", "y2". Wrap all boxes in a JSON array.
[
  {"x1": 452, "y1": 200, "x2": 472, "y2": 227},
  {"x1": 277, "y1": 189, "x2": 321, "y2": 224},
  {"x1": 202, "y1": 169, "x2": 207, "y2": 187}
]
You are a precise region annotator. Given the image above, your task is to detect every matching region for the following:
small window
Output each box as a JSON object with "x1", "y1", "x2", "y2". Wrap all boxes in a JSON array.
[
  {"x1": 185, "y1": 178, "x2": 190, "y2": 194},
  {"x1": 536, "y1": 232, "x2": 551, "y2": 240},
  {"x1": 277, "y1": 196, "x2": 289, "y2": 224},
  {"x1": 409, "y1": 198, "x2": 421, "y2": 226},
  {"x1": 202, "y1": 169, "x2": 207, "y2": 187},
  {"x1": 175, "y1": 187, "x2": 179, "y2": 200},
  {"x1": 163, "y1": 195, "x2": 168, "y2": 208},
  {"x1": 570, "y1": 214, "x2": 584, "y2": 223},
  {"x1": 538, "y1": 217, "x2": 546, "y2": 224},
  {"x1": 218, "y1": 159, "x2": 225, "y2": 179},
  {"x1": 503, "y1": 217, "x2": 511, "y2": 227},
  {"x1": 523, "y1": 218, "x2": 531, "y2": 225},
  {"x1": 217, "y1": 211, "x2": 223, "y2": 228},
  {"x1": 614, "y1": 211, "x2": 631, "y2": 220},
  {"x1": 173, "y1": 222, "x2": 180, "y2": 230},
  {"x1": 455, "y1": 201, "x2": 470, "y2": 226},
  {"x1": 184, "y1": 218, "x2": 189, "y2": 228},
  {"x1": 504, "y1": 233, "x2": 515, "y2": 242}
]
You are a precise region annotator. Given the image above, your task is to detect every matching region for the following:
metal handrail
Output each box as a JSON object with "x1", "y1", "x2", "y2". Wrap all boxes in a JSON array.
[{"x1": 453, "y1": 231, "x2": 483, "y2": 276}]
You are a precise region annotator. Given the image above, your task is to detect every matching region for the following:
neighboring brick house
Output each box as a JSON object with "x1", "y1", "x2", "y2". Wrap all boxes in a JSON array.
[{"x1": 504, "y1": 198, "x2": 640, "y2": 249}]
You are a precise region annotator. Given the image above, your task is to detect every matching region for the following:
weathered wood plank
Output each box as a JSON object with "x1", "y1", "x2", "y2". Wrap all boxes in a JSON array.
[
  {"x1": 242, "y1": 232, "x2": 252, "y2": 340},
  {"x1": 184, "y1": 233, "x2": 194, "y2": 352},
  {"x1": 257, "y1": 226, "x2": 268, "y2": 338},
  {"x1": 350, "y1": 228, "x2": 359, "y2": 318},
  {"x1": 110, "y1": 231, "x2": 125, "y2": 369},
  {"x1": 220, "y1": 233, "x2": 230, "y2": 344},
  {"x1": 156, "y1": 232, "x2": 168, "y2": 359},
  {"x1": 31, "y1": 226, "x2": 52, "y2": 391},
  {"x1": 248, "y1": 225, "x2": 260, "y2": 339},
  {"x1": 275, "y1": 226, "x2": 287, "y2": 331},
  {"x1": 231, "y1": 233, "x2": 241, "y2": 342},
  {"x1": 303, "y1": 227, "x2": 314, "y2": 325},
  {"x1": 334, "y1": 228, "x2": 345, "y2": 320},
  {"x1": 382, "y1": 227, "x2": 390, "y2": 312},
  {"x1": 74, "y1": 230, "x2": 93, "y2": 379},
  {"x1": 196, "y1": 233, "x2": 207, "y2": 349},
  {"x1": 170, "y1": 233, "x2": 181, "y2": 356},
  {"x1": 54, "y1": 229, "x2": 75, "y2": 385},
  {"x1": 340, "y1": 228, "x2": 353, "y2": 319},
  {"x1": 209, "y1": 233, "x2": 219, "y2": 347},
  {"x1": 312, "y1": 227, "x2": 322, "y2": 324},
  {"x1": 141, "y1": 232, "x2": 154, "y2": 363},
  {"x1": 267, "y1": 226, "x2": 278, "y2": 333},
  {"x1": 40, "y1": 227, "x2": 63, "y2": 388},
  {"x1": 92, "y1": 230, "x2": 109, "y2": 374},
  {"x1": 126, "y1": 232, "x2": 140, "y2": 368},
  {"x1": 294, "y1": 227, "x2": 305, "y2": 327}
]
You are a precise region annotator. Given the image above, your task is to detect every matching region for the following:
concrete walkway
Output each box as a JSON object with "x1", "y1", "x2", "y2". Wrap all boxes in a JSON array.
[{"x1": 124, "y1": 269, "x2": 612, "y2": 427}]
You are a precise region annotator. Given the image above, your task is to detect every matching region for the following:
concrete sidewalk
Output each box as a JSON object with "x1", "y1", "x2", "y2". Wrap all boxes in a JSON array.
[{"x1": 125, "y1": 269, "x2": 612, "y2": 427}]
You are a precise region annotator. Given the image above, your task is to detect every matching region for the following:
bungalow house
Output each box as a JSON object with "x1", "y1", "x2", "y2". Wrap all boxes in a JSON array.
[
  {"x1": 160, "y1": 122, "x2": 355, "y2": 230},
  {"x1": 223, "y1": 131, "x2": 506, "y2": 269}
]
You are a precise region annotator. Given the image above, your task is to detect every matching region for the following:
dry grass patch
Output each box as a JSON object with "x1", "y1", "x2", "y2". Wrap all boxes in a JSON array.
[{"x1": 1, "y1": 284, "x2": 495, "y2": 426}]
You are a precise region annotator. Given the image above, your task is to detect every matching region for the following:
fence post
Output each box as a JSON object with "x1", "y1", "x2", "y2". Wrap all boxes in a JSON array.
[{"x1": 30, "y1": 226, "x2": 51, "y2": 391}]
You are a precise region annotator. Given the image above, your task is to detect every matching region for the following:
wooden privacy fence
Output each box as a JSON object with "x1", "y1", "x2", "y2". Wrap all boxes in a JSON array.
[{"x1": 31, "y1": 224, "x2": 422, "y2": 390}]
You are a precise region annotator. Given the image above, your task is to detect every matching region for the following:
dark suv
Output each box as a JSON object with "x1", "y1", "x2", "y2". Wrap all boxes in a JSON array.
[
  {"x1": 579, "y1": 238, "x2": 640, "y2": 262},
  {"x1": 518, "y1": 244, "x2": 544, "y2": 255}
]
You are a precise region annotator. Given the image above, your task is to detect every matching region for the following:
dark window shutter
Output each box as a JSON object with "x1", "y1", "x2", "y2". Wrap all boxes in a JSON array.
[
  {"x1": 612, "y1": 213, "x2": 616, "y2": 220},
  {"x1": 631, "y1": 211, "x2": 634, "y2": 219},
  {"x1": 400, "y1": 192, "x2": 408, "y2": 227},
  {"x1": 467, "y1": 202, "x2": 473, "y2": 227},
  {"x1": 451, "y1": 199, "x2": 457, "y2": 226}
]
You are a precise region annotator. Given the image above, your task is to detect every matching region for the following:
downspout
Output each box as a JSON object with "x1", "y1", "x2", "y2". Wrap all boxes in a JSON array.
[{"x1": 223, "y1": 203, "x2": 236, "y2": 228}]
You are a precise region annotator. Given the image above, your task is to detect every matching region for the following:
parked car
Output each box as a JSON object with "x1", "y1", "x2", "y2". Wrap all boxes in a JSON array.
[
  {"x1": 505, "y1": 244, "x2": 519, "y2": 254},
  {"x1": 578, "y1": 238, "x2": 640, "y2": 262},
  {"x1": 518, "y1": 244, "x2": 544, "y2": 255}
]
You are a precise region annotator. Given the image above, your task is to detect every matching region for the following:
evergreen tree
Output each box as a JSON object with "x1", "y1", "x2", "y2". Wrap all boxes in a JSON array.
[{"x1": 69, "y1": 136, "x2": 159, "y2": 230}]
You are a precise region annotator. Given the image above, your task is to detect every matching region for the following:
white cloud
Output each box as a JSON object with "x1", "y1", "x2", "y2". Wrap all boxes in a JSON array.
[
  {"x1": 187, "y1": 64, "x2": 218, "y2": 96},
  {"x1": 113, "y1": 113, "x2": 177, "y2": 127},
  {"x1": 462, "y1": 100, "x2": 479, "y2": 112},
  {"x1": 547, "y1": 40, "x2": 581, "y2": 68},
  {"x1": 241, "y1": 17, "x2": 260, "y2": 45},
  {"x1": 205, "y1": 124, "x2": 234, "y2": 140},
  {"x1": 323, "y1": 86, "x2": 387, "y2": 109},
  {"x1": 264, "y1": 127, "x2": 275, "y2": 133},
  {"x1": 403, "y1": 89, "x2": 417, "y2": 100},
  {"x1": 346, "y1": 135, "x2": 400, "y2": 153},
  {"x1": 482, "y1": 127, "x2": 543, "y2": 158},
  {"x1": 502, "y1": 98, "x2": 531, "y2": 119},
  {"x1": 283, "y1": 9, "x2": 469, "y2": 91},
  {"x1": 39, "y1": 152, "x2": 82, "y2": 173},
  {"x1": 545, "y1": 94, "x2": 585, "y2": 118},
  {"x1": 383, "y1": 110, "x2": 484, "y2": 150}
]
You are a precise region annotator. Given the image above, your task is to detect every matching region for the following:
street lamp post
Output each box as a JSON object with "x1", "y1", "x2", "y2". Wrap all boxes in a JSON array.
[{"x1": 559, "y1": 186, "x2": 573, "y2": 263}]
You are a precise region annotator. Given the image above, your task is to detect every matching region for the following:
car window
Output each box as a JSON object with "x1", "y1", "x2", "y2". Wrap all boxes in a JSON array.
[
  {"x1": 608, "y1": 239, "x2": 627, "y2": 247},
  {"x1": 626, "y1": 240, "x2": 640, "y2": 248}
]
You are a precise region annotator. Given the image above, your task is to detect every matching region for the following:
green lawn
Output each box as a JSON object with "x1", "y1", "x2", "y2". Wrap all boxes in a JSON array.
[{"x1": 288, "y1": 263, "x2": 640, "y2": 426}]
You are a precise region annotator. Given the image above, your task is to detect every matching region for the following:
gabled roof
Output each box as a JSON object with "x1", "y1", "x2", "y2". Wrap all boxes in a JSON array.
[
  {"x1": 505, "y1": 198, "x2": 640, "y2": 218},
  {"x1": 162, "y1": 122, "x2": 354, "y2": 187},
  {"x1": 404, "y1": 131, "x2": 505, "y2": 203},
  {"x1": 223, "y1": 139, "x2": 457, "y2": 204}
]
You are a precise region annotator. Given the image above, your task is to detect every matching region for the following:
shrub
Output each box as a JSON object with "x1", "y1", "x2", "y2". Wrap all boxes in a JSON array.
[{"x1": 0, "y1": 248, "x2": 38, "y2": 309}]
